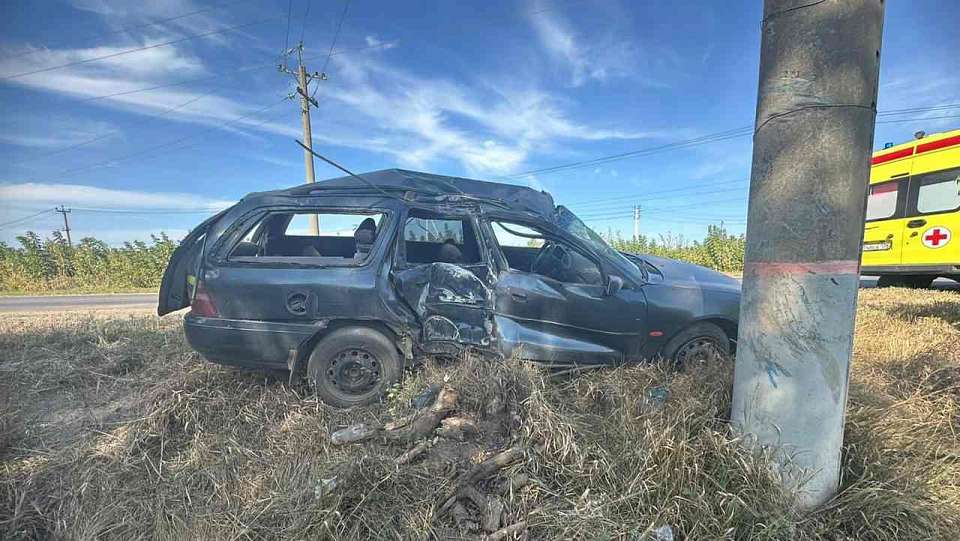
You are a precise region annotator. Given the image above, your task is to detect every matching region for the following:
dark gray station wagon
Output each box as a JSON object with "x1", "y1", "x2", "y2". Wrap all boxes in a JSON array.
[{"x1": 159, "y1": 169, "x2": 740, "y2": 407}]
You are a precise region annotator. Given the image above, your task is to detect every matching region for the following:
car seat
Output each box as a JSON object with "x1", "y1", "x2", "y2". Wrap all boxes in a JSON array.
[
  {"x1": 436, "y1": 238, "x2": 464, "y2": 263},
  {"x1": 354, "y1": 218, "x2": 377, "y2": 259}
]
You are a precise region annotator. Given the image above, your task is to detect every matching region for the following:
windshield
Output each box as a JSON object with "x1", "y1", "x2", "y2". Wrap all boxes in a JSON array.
[{"x1": 554, "y1": 205, "x2": 646, "y2": 282}]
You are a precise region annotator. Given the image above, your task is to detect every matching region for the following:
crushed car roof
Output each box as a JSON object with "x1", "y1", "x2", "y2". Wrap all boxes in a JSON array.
[{"x1": 247, "y1": 168, "x2": 557, "y2": 216}]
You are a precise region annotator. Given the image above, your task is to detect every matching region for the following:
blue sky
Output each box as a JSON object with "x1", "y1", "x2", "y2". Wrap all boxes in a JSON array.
[{"x1": 1, "y1": 0, "x2": 958, "y2": 246}]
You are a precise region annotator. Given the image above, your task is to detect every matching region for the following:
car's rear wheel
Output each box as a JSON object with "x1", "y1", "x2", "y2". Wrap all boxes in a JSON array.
[
  {"x1": 307, "y1": 327, "x2": 402, "y2": 408},
  {"x1": 662, "y1": 322, "x2": 731, "y2": 368}
]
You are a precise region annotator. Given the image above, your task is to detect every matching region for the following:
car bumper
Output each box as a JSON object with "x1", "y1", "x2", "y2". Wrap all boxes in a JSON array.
[{"x1": 183, "y1": 313, "x2": 321, "y2": 370}]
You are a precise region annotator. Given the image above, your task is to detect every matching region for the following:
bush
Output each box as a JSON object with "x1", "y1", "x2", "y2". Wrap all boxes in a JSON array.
[
  {"x1": 0, "y1": 232, "x2": 176, "y2": 293},
  {"x1": 608, "y1": 224, "x2": 745, "y2": 273}
]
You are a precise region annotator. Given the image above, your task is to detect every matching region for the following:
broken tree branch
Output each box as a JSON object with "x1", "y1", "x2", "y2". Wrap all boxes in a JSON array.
[
  {"x1": 396, "y1": 439, "x2": 432, "y2": 465},
  {"x1": 484, "y1": 520, "x2": 527, "y2": 541}
]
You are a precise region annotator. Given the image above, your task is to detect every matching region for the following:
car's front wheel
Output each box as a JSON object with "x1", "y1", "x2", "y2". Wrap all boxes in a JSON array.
[
  {"x1": 662, "y1": 322, "x2": 731, "y2": 368},
  {"x1": 307, "y1": 327, "x2": 402, "y2": 408}
]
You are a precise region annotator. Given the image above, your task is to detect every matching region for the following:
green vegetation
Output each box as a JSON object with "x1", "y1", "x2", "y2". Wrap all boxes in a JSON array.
[
  {"x1": 0, "y1": 224, "x2": 746, "y2": 295},
  {"x1": 0, "y1": 231, "x2": 174, "y2": 294},
  {"x1": 608, "y1": 224, "x2": 747, "y2": 274}
]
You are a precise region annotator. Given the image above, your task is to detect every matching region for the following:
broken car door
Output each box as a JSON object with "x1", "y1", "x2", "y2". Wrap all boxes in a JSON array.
[
  {"x1": 391, "y1": 210, "x2": 495, "y2": 354},
  {"x1": 158, "y1": 208, "x2": 230, "y2": 315},
  {"x1": 483, "y1": 220, "x2": 649, "y2": 365}
]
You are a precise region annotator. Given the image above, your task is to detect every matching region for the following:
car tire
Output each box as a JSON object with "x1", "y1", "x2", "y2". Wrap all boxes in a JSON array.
[
  {"x1": 307, "y1": 327, "x2": 402, "y2": 408},
  {"x1": 662, "y1": 322, "x2": 731, "y2": 367}
]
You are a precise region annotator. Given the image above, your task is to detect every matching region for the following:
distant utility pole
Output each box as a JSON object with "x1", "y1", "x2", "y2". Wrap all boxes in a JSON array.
[
  {"x1": 633, "y1": 204, "x2": 640, "y2": 243},
  {"x1": 731, "y1": 0, "x2": 884, "y2": 508},
  {"x1": 280, "y1": 42, "x2": 326, "y2": 234},
  {"x1": 55, "y1": 205, "x2": 72, "y2": 246}
]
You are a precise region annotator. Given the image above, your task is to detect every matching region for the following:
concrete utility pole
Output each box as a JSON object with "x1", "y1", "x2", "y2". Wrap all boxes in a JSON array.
[
  {"x1": 280, "y1": 43, "x2": 324, "y2": 234},
  {"x1": 732, "y1": 0, "x2": 884, "y2": 508},
  {"x1": 633, "y1": 204, "x2": 640, "y2": 243},
  {"x1": 55, "y1": 205, "x2": 72, "y2": 246}
]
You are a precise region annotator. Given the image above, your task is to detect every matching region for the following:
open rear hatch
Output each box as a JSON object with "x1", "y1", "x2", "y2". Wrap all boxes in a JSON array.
[{"x1": 158, "y1": 210, "x2": 229, "y2": 316}]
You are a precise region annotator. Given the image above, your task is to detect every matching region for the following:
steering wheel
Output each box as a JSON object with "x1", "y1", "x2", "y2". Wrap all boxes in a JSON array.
[{"x1": 531, "y1": 242, "x2": 572, "y2": 280}]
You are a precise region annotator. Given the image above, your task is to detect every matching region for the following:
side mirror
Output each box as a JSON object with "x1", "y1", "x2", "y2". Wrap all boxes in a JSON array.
[{"x1": 605, "y1": 275, "x2": 623, "y2": 296}]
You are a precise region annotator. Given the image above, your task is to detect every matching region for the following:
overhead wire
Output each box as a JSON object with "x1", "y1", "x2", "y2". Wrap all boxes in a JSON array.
[
  {"x1": 0, "y1": 18, "x2": 276, "y2": 81},
  {"x1": 0, "y1": 208, "x2": 57, "y2": 230},
  {"x1": 11, "y1": 91, "x2": 217, "y2": 166},
  {"x1": 321, "y1": 0, "x2": 353, "y2": 75},
  {"x1": 299, "y1": 0, "x2": 314, "y2": 44},
  {"x1": 283, "y1": 0, "x2": 294, "y2": 53},
  {"x1": 0, "y1": 0, "x2": 251, "y2": 61},
  {"x1": 504, "y1": 103, "x2": 960, "y2": 182}
]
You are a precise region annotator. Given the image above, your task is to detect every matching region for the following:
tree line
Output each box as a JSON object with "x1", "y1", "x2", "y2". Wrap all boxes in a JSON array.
[{"x1": 0, "y1": 225, "x2": 745, "y2": 293}]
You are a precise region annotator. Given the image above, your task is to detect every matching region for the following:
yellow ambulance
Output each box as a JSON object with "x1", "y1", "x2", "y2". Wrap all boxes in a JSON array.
[{"x1": 861, "y1": 129, "x2": 960, "y2": 287}]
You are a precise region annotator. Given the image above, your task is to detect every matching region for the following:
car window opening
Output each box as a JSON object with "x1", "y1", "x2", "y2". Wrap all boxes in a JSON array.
[
  {"x1": 491, "y1": 221, "x2": 602, "y2": 285},
  {"x1": 403, "y1": 213, "x2": 482, "y2": 265},
  {"x1": 229, "y1": 211, "x2": 386, "y2": 262}
]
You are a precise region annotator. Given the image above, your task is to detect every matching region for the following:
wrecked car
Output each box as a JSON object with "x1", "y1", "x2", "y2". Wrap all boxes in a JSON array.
[{"x1": 159, "y1": 169, "x2": 741, "y2": 407}]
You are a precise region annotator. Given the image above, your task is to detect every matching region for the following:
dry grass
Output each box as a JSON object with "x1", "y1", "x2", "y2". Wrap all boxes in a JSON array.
[{"x1": 0, "y1": 287, "x2": 958, "y2": 540}]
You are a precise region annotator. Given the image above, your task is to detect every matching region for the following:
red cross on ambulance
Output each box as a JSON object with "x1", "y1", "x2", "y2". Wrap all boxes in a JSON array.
[{"x1": 922, "y1": 227, "x2": 951, "y2": 249}]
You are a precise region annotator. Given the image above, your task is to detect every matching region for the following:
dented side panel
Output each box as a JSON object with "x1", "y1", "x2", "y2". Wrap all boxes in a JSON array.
[{"x1": 393, "y1": 262, "x2": 495, "y2": 351}]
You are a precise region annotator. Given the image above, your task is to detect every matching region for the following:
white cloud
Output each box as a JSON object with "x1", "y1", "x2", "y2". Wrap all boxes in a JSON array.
[
  {"x1": 312, "y1": 53, "x2": 673, "y2": 175},
  {"x1": 527, "y1": 5, "x2": 647, "y2": 88},
  {"x1": 66, "y1": 0, "x2": 232, "y2": 39},
  {"x1": 0, "y1": 182, "x2": 235, "y2": 210}
]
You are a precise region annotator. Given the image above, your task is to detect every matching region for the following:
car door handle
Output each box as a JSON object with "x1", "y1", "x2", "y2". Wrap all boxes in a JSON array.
[
  {"x1": 907, "y1": 219, "x2": 927, "y2": 228},
  {"x1": 510, "y1": 291, "x2": 528, "y2": 301}
]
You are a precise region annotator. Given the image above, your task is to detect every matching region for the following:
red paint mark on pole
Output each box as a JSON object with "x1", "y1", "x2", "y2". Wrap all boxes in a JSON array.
[{"x1": 745, "y1": 260, "x2": 860, "y2": 276}]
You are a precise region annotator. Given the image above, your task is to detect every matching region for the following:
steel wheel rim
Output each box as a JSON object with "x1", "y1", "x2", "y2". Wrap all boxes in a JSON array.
[
  {"x1": 675, "y1": 337, "x2": 724, "y2": 366},
  {"x1": 324, "y1": 348, "x2": 382, "y2": 396}
]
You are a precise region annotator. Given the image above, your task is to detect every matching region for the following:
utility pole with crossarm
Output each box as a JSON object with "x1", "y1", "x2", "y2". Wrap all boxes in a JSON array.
[
  {"x1": 280, "y1": 42, "x2": 325, "y2": 235},
  {"x1": 55, "y1": 205, "x2": 72, "y2": 246}
]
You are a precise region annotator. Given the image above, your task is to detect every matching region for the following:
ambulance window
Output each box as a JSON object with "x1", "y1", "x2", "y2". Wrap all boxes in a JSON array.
[
  {"x1": 915, "y1": 168, "x2": 960, "y2": 215},
  {"x1": 865, "y1": 181, "x2": 899, "y2": 220}
]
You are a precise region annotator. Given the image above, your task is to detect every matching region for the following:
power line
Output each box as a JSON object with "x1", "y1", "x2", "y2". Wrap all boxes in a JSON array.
[
  {"x1": 502, "y1": 126, "x2": 754, "y2": 180},
  {"x1": 0, "y1": 208, "x2": 57, "y2": 229},
  {"x1": 300, "y1": 0, "x2": 314, "y2": 44},
  {"x1": 0, "y1": 18, "x2": 275, "y2": 81},
  {"x1": 504, "y1": 103, "x2": 960, "y2": 182},
  {"x1": 566, "y1": 178, "x2": 748, "y2": 209},
  {"x1": 72, "y1": 207, "x2": 226, "y2": 214},
  {"x1": 48, "y1": 98, "x2": 288, "y2": 180},
  {"x1": 283, "y1": 0, "x2": 295, "y2": 53},
  {"x1": 321, "y1": 0, "x2": 353, "y2": 75},
  {"x1": 877, "y1": 113, "x2": 960, "y2": 125},
  {"x1": 0, "y1": 0, "x2": 251, "y2": 61},
  {"x1": 11, "y1": 90, "x2": 217, "y2": 166}
]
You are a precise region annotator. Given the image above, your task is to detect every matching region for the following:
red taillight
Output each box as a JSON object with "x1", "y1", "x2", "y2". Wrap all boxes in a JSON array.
[{"x1": 191, "y1": 281, "x2": 219, "y2": 317}]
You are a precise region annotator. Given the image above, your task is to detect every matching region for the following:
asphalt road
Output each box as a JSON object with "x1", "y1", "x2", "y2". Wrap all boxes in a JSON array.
[
  {"x1": 0, "y1": 293, "x2": 157, "y2": 313},
  {"x1": 859, "y1": 277, "x2": 960, "y2": 290},
  {"x1": 2, "y1": 277, "x2": 956, "y2": 313}
]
